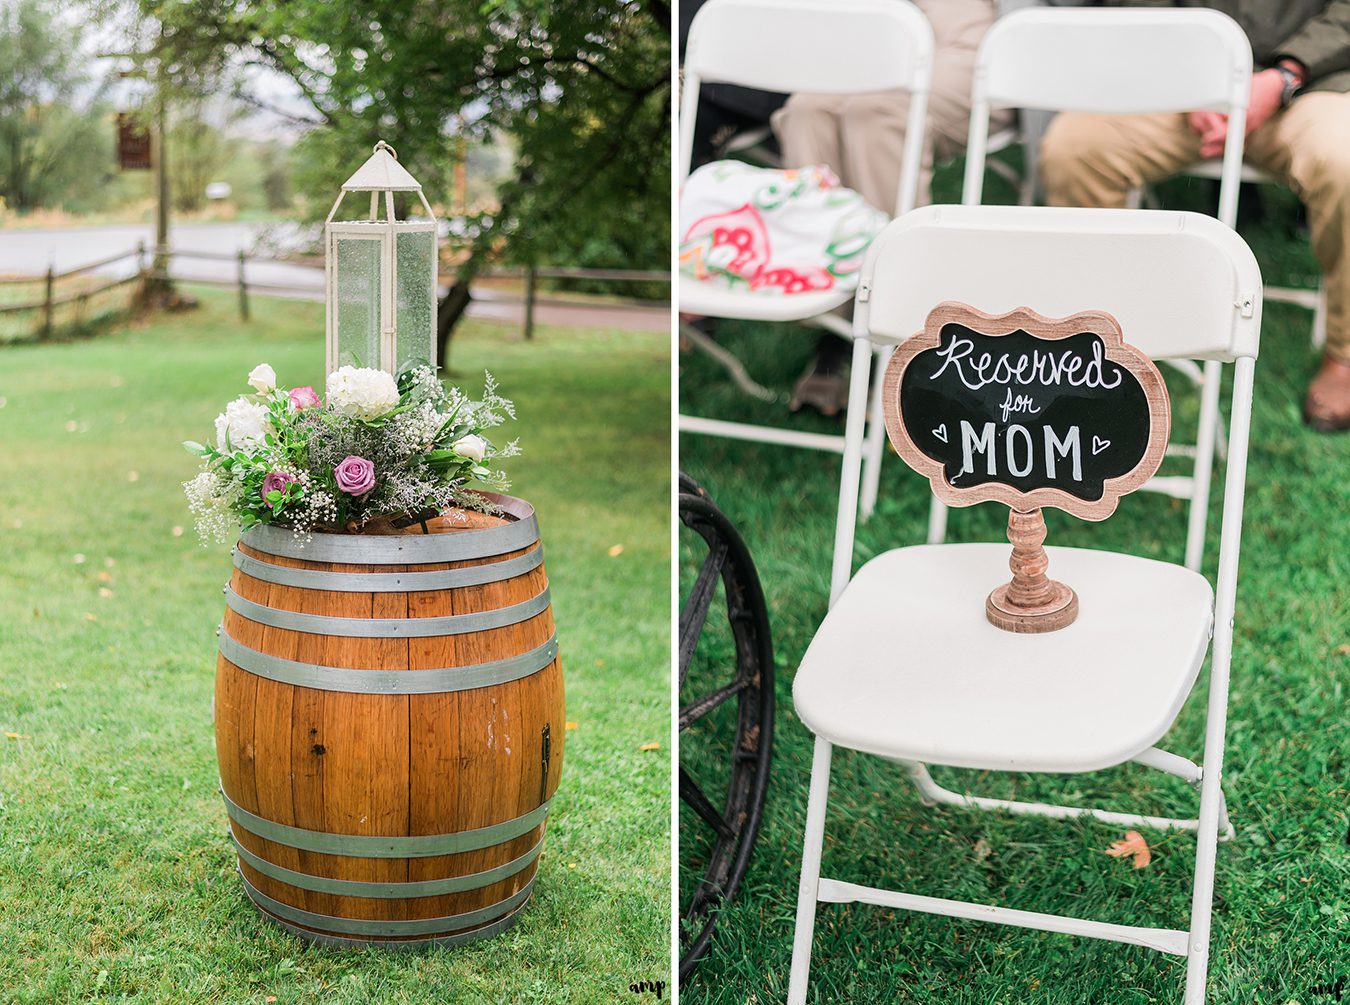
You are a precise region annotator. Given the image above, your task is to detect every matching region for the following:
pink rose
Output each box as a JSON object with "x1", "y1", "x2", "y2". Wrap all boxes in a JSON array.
[
  {"x1": 334, "y1": 455, "x2": 376, "y2": 496},
  {"x1": 261, "y1": 471, "x2": 297, "y2": 509},
  {"x1": 289, "y1": 386, "x2": 321, "y2": 411}
]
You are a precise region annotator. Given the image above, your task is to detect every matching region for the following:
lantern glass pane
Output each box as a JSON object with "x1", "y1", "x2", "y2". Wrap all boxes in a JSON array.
[
  {"x1": 395, "y1": 229, "x2": 436, "y2": 371},
  {"x1": 336, "y1": 237, "x2": 382, "y2": 369}
]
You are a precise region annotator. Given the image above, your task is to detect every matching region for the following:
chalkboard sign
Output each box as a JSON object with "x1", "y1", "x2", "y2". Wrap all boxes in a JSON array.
[{"x1": 882, "y1": 303, "x2": 1170, "y2": 522}]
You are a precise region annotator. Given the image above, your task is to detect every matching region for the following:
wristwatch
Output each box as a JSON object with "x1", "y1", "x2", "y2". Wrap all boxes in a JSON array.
[{"x1": 1275, "y1": 62, "x2": 1305, "y2": 107}]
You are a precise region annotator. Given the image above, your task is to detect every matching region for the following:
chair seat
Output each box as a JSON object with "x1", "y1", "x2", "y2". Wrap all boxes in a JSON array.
[
  {"x1": 678, "y1": 280, "x2": 854, "y2": 324},
  {"x1": 793, "y1": 544, "x2": 1214, "y2": 773}
]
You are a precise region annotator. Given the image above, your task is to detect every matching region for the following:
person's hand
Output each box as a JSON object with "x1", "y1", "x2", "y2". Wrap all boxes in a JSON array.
[
  {"x1": 1188, "y1": 110, "x2": 1229, "y2": 159},
  {"x1": 1188, "y1": 67, "x2": 1298, "y2": 158},
  {"x1": 1244, "y1": 68, "x2": 1287, "y2": 136}
]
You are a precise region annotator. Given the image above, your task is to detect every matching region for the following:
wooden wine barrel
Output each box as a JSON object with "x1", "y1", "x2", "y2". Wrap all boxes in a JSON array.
[{"x1": 214, "y1": 493, "x2": 564, "y2": 948}]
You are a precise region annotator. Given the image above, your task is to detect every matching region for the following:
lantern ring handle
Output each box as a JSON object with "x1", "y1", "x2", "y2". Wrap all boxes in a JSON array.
[{"x1": 373, "y1": 139, "x2": 399, "y2": 160}]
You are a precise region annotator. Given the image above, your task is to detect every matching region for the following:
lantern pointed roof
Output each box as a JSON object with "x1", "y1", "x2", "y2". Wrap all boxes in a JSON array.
[{"x1": 341, "y1": 141, "x2": 422, "y2": 192}]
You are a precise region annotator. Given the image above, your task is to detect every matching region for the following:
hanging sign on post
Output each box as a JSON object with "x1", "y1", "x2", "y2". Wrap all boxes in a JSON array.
[{"x1": 882, "y1": 302, "x2": 1170, "y2": 633}]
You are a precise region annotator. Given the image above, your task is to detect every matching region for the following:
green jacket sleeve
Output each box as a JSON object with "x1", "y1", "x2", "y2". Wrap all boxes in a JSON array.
[{"x1": 1276, "y1": 0, "x2": 1350, "y2": 83}]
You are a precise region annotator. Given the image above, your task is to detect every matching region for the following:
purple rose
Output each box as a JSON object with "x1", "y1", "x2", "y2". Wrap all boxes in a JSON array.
[
  {"x1": 334, "y1": 455, "x2": 376, "y2": 496},
  {"x1": 261, "y1": 471, "x2": 297, "y2": 509}
]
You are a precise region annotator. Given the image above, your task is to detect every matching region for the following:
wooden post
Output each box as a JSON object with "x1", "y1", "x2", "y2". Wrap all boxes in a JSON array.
[
  {"x1": 985, "y1": 508, "x2": 1078, "y2": 633},
  {"x1": 237, "y1": 249, "x2": 250, "y2": 321},
  {"x1": 523, "y1": 266, "x2": 537, "y2": 341},
  {"x1": 41, "y1": 264, "x2": 54, "y2": 339}
]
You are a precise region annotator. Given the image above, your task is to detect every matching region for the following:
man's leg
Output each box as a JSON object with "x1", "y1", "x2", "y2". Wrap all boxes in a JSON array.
[
  {"x1": 772, "y1": 93, "x2": 846, "y2": 180},
  {"x1": 1243, "y1": 91, "x2": 1350, "y2": 430},
  {"x1": 1040, "y1": 111, "x2": 1203, "y2": 209}
]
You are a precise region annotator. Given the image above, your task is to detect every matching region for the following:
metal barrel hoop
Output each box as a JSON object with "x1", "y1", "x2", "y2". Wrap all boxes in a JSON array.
[
  {"x1": 217, "y1": 630, "x2": 559, "y2": 694},
  {"x1": 220, "y1": 789, "x2": 551, "y2": 858},
  {"x1": 223, "y1": 585, "x2": 551, "y2": 637},
  {"x1": 238, "y1": 868, "x2": 535, "y2": 937},
  {"x1": 232, "y1": 541, "x2": 545, "y2": 592}
]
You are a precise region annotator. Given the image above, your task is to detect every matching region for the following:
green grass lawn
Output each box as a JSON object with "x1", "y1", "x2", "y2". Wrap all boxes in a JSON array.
[
  {"x1": 0, "y1": 289, "x2": 671, "y2": 1004},
  {"x1": 679, "y1": 172, "x2": 1350, "y2": 1003}
]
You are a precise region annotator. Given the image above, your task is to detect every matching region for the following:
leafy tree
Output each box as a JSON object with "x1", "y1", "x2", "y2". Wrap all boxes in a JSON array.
[
  {"x1": 168, "y1": 99, "x2": 231, "y2": 212},
  {"x1": 0, "y1": 1, "x2": 112, "y2": 211},
  {"x1": 131, "y1": 0, "x2": 670, "y2": 363}
]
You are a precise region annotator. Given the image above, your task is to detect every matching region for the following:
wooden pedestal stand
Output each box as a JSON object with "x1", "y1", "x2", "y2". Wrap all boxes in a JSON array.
[{"x1": 985, "y1": 508, "x2": 1078, "y2": 634}]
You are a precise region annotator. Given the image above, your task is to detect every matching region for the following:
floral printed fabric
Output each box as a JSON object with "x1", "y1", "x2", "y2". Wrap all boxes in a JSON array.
[{"x1": 679, "y1": 161, "x2": 888, "y2": 295}]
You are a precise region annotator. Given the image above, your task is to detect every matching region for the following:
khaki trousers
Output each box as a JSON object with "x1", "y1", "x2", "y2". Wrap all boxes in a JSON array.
[
  {"x1": 1041, "y1": 92, "x2": 1350, "y2": 361},
  {"x1": 770, "y1": 0, "x2": 1005, "y2": 216}
]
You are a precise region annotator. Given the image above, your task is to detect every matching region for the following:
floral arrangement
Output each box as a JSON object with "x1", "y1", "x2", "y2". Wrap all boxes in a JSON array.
[{"x1": 183, "y1": 362, "x2": 519, "y2": 543}]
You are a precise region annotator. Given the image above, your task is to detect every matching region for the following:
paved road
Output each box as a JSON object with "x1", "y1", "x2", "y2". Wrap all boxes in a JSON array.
[{"x1": 0, "y1": 222, "x2": 668, "y2": 333}]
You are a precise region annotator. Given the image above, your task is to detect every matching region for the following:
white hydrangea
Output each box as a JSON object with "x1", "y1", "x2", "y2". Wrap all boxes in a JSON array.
[
  {"x1": 247, "y1": 363, "x2": 277, "y2": 393},
  {"x1": 214, "y1": 396, "x2": 271, "y2": 452},
  {"x1": 326, "y1": 366, "x2": 400, "y2": 421}
]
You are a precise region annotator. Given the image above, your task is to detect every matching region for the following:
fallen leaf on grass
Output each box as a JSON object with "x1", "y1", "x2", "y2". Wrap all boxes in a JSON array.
[
  {"x1": 98, "y1": 588, "x2": 112, "y2": 599},
  {"x1": 127, "y1": 471, "x2": 139, "y2": 482},
  {"x1": 565, "y1": 722, "x2": 579, "y2": 730},
  {"x1": 607, "y1": 543, "x2": 624, "y2": 557},
  {"x1": 638, "y1": 742, "x2": 660, "y2": 752},
  {"x1": 171, "y1": 526, "x2": 184, "y2": 537},
  {"x1": 265, "y1": 997, "x2": 277, "y2": 1003},
  {"x1": 97, "y1": 571, "x2": 112, "y2": 582},
  {"x1": 4, "y1": 732, "x2": 30, "y2": 740},
  {"x1": 1105, "y1": 830, "x2": 1151, "y2": 869},
  {"x1": 84, "y1": 613, "x2": 97, "y2": 622},
  {"x1": 1336, "y1": 644, "x2": 1350, "y2": 656}
]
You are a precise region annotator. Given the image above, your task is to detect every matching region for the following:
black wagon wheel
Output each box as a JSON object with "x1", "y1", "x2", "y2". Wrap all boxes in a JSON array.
[{"x1": 678, "y1": 472, "x2": 774, "y2": 985}]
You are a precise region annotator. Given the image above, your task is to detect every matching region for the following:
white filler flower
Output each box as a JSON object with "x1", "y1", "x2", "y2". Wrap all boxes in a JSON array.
[
  {"x1": 247, "y1": 363, "x2": 277, "y2": 394},
  {"x1": 327, "y1": 366, "x2": 400, "y2": 421},
  {"x1": 452, "y1": 434, "x2": 488, "y2": 463},
  {"x1": 214, "y1": 396, "x2": 271, "y2": 452}
]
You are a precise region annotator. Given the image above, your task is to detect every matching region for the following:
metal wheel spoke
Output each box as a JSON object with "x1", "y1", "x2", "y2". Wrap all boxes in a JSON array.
[
  {"x1": 679, "y1": 766, "x2": 735, "y2": 842},
  {"x1": 679, "y1": 676, "x2": 750, "y2": 731},
  {"x1": 678, "y1": 541, "x2": 727, "y2": 679}
]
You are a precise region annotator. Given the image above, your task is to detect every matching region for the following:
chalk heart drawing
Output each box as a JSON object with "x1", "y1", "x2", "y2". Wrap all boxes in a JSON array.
[{"x1": 880, "y1": 302, "x2": 1171, "y2": 523}]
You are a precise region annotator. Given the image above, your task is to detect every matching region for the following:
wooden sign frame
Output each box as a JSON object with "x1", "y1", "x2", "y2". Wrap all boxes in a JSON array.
[
  {"x1": 881, "y1": 302, "x2": 1171, "y2": 633},
  {"x1": 881, "y1": 302, "x2": 1171, "y2": 522}
]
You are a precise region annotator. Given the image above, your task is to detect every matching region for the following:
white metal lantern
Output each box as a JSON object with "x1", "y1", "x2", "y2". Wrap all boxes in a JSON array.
[{"x1": 324, "y1": 140, "x2": 439, "y2": 375}]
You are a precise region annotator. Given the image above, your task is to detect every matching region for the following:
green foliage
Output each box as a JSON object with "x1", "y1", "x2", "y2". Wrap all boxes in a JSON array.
[
  {"x1": 0, "y1": 0, "x2": 114, "y2": 211},
  {"x1": 137, "y1": 0, "x2": 670, "y2": 274},
  {"x1": 0, "y1": 289, "x2": 671, "y2": 1002}
]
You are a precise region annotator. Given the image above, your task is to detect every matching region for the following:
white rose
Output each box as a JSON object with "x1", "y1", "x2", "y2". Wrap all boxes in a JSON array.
[
  {"x1": 452, "y1": 434, "x2": 488, "y2": 463},
  {"x1": 214, "y1": 396, "x2": 271, "y2": 452},
  {"x1": 326, "y1": 365, "x2": 400, "y2": 421},
  {"x1": 247, "y1": 363, "x2": 277, "y2": 394}
]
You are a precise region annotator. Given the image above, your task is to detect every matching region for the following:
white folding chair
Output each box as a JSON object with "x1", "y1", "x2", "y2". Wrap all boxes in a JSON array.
[
  {"x1": 678, "y1": 0, "x2": 933, "y2": 500},
  {"x1": 868, "y1": 8, "x2": 1251, "y2": 573},
  {"x1": 792, "y1": 205, "x2": 1261, "y2": 1005}
]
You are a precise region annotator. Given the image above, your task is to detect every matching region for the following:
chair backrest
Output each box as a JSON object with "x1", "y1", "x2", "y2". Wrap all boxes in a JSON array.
[
  {"x1": 964, "y1": 7, "x2": 1252, "y2": 224},
  {"x1": 839, "y1": 205, "x2": 1261, "y2": 608},
  {"x1": 860, "y1": 206, "x2": 1260, "y2": 361},
  {"x1": 680, "y1": 0, "x2": 934, "y2": 184},
  {"x1": 837, "y1": 203, "x2": 1258, "y2": 607}
]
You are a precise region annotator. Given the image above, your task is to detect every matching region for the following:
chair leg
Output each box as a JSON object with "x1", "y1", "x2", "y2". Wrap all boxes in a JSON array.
[
  {"x1": 859, "y1": 345, "x2": 892, "y2": 523},
  {"x1": 1312, "y1": 280, "x2": 1328, "y2": 350},
  {"x1": 1183, "y1": 766, "x2": 1226, "y2": 1004},
  {"x1": 788, "y1": 737, "x2": 833, "y2": 1005}
]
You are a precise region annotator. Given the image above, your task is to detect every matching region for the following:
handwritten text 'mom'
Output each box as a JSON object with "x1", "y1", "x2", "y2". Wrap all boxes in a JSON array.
[{"x1": 958, "y1": 420, "x2": 1084, "y2": 481}]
